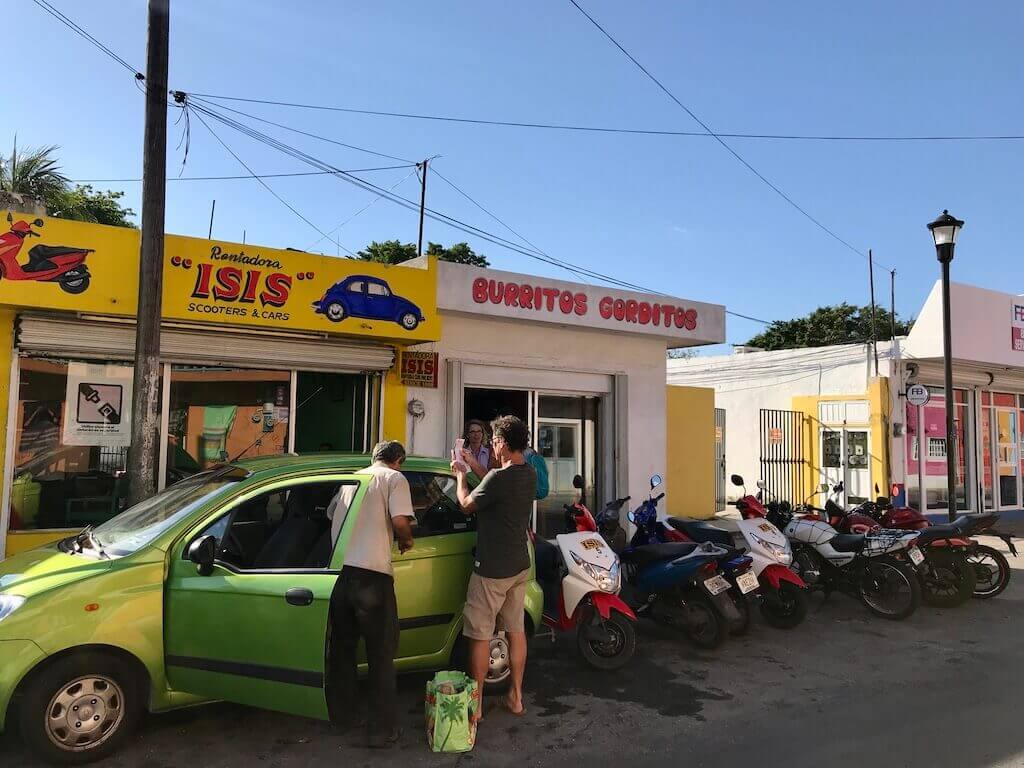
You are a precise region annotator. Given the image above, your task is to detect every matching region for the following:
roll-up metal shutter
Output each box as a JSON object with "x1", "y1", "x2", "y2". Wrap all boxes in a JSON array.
[{"x1": 16, "y1": 315, "x2": 395, "y2": 373}]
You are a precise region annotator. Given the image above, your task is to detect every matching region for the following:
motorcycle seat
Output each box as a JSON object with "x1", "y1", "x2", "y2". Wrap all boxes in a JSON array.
[
  {"x1": 830, "y1": 533, "x2": 866, "y2": 553},
  {"x1": 620, "y1": 541, "x2": 699, "y2": 567},
  {"x1": 25, "y1": 244, "x2": 88, "y2": 272},
  {"x1": 666, "y1": 517, "x2": 734, "y2": 548}
]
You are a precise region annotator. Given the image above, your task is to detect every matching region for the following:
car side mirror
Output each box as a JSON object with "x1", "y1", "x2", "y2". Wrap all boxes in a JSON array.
[
  {"x1": 730, "y1": 474, "x2": 744, "y2": 487},
  {"x1": 649, "y1": 474, "x2": 663, "y2": 490},
  {"x1": 187, "y1": 535, "x2": 217, "y2": 576},
  {"x1": 572, "y1": 474, "x2": 584, "y2": 489}
]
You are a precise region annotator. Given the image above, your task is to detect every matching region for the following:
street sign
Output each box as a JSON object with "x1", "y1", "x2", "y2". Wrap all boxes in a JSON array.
[{"x1": 906, "y1": 383, "x2": 930, "y2": 407}]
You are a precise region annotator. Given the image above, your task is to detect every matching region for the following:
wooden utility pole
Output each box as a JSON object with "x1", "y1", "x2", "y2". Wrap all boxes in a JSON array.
[
  {"x1": 868, "y1": 249, "x2": 879, "y2": 377},
  {"x1": 207, "y1": 199, "x2": 216, "y2": 239},
  {"x1": 416, "y1": 158, "x2": 429, "y2": 256},
  {"x1": 128, "y1": 0, "x2": 170, "y2": 506},
  {"x1": 889, "y1": 270, "x2": 897, "y2": 341}
]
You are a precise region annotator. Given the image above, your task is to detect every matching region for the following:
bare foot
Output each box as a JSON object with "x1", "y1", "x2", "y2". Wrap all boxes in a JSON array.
[{"x1": 503, "y1": 693, "x2": 526, "y2": 715}]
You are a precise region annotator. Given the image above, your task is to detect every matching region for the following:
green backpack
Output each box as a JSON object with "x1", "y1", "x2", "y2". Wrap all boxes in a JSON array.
[{"x1": 424, "y1": 671, "x2": 479, "y2": 753}]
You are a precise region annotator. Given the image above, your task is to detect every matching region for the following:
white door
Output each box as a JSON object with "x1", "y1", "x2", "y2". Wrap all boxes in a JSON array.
[
  {"x1": 844, "y1": 429, "x2": 871, "y2": 505},
  {"x1": 820, "y1": 429, "x2": 843, "y2": 505}
]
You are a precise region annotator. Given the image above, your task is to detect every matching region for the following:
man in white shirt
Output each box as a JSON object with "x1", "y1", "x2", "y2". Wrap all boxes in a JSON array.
[{"x1": 329, "y1": 441, "x2": 414, "y2": 748}]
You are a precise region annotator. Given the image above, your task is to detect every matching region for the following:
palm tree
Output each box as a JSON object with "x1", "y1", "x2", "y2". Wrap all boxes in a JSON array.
[{"x1": 0, "y1": 138, "x2": 69, "y2": 202}]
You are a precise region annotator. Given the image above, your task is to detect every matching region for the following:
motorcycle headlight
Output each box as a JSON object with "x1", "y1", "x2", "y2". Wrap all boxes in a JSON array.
[
  {"x1": 750, "y1": 533, "x2": 790, "y2": 562},
  {"x1": 571, "y1": 553, "x2": 620, "y2": 593},
  {"x1": 0, "y1": 595, "x2": 25, "y2": 622}
]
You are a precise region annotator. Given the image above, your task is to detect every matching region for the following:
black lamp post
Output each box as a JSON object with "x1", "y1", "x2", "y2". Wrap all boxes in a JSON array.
[{"x1": 927, "y1": 210, "x2": 965, "y2": 522}]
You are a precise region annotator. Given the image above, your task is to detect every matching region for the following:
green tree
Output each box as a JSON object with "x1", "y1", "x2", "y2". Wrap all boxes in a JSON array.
[
  {"x1": 0, "y1": 140, "x2": 135, "y2": 227},
  {"x1": 357, "y1": 240, "x2": 489, "y2": 267},
  {"x1": 746, "y1": 303, "x2": 913, "y2": 351}
]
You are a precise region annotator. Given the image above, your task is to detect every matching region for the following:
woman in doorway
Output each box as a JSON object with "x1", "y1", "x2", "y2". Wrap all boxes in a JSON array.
[{"x1": 462, "y1": 419, "x2": 497, "y2": 478}]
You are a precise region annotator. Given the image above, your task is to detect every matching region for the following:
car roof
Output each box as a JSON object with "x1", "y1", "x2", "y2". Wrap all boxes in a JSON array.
[{"x1": 233, "y1": 453, "x2": 451, "y2": 477}]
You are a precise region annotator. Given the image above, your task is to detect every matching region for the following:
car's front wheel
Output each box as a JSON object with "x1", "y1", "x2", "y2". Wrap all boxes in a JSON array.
[
  {"x1": 18, "y1": 653, "x2": 143, "y2": 765},
  {"x1": 451, "y1": 629, "x2": 514, "y2": 695},
  {"x1": 325, "y1": 301, "x2": 347, "y2": 322}
]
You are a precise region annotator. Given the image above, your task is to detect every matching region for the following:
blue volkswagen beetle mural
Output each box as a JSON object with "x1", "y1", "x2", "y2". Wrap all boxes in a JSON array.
[{"x1": 313, "y1": 275, "x2": 425, "y2": 330}]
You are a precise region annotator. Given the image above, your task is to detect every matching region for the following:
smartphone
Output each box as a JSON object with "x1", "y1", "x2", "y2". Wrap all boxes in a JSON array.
[{"x1": 452, "y1": 438, "x2": 469, "y2": 471}]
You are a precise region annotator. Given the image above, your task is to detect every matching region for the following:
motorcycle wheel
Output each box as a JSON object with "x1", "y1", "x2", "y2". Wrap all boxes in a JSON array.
[
  {"x1": 60, "y1": 275, "x2": 90, "y2": 294},
  {"x1": 681, "y1": 591, "x2": 728, "y2": 649},
  {"x1": 859, "y1": 555, "x2": 921, "y2": 620},
  {"x1": 968, "y1": 545, "x2": 1011, "y2": 599},
  {"x1": 575, "y1": 608, "x2": 636, "y2": 671},
  {"x1": 920, "y1": 550, "x2": 976, "y2": 608},
  {"x1": 728, "y1": 591, "x2": 752, "y2": 636},
  {"x1": 759, "y1": 582, "x2": 809, "y2": 629}
]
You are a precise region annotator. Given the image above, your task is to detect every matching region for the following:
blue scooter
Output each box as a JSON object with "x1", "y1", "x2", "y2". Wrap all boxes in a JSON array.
[{"x1": 616, "y1": 475, "x2": 746, "y2": 649}]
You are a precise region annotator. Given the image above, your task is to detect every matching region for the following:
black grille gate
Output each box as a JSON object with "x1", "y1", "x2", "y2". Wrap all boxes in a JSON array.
[{"x1": 759, "y1": 409, "x2": 806, "y2": 505}]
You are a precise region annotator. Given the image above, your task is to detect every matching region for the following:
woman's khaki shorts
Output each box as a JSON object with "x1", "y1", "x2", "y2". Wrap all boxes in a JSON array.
[{"x1": 462, "y1": 569, "x2": 530, "y2": 640}]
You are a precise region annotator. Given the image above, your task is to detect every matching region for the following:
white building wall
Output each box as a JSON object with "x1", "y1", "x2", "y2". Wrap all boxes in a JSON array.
[
  {"x1": 405, "y1": 312, "x2": 670, "y2": 507},
  {"x1": 667, "y1": 343, "x2": 892, "y2": 491}
]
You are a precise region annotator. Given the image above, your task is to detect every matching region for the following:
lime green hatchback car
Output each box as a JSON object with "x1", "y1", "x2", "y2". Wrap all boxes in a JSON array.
[{"x1": 0, "y1": 454, "x2": 542, "y2": 765}]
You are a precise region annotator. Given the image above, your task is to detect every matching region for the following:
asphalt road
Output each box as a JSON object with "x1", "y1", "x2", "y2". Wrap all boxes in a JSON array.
[{"x1": 4, "y1": 535, "x2": 1022, "y2": 768}]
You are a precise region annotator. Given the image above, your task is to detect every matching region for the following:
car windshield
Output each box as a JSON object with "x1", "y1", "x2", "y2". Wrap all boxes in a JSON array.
[{"x1": 91, "y1": 468, "x2": 246, "y2": 557}]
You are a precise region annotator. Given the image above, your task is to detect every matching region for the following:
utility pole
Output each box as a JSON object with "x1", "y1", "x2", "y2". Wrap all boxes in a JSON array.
[
  {"x1": 128, "y1": 0, "x2": 170, "y2": 506},
  {"x1": 889, "y1": 270, "x2": 897, "y2": 341},
  {"x1": 416, "y1": 158, "x2": 428, "y2": 256},
  {"x1": 207, "y1": 199, "x2": 216, "y2": 239},
  {"x1": 867, "y1": 249, "x2": 879, "y2": 377}
]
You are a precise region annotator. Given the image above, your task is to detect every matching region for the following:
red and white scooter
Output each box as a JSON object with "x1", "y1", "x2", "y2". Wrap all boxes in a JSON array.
[
  {"x1": 668, "y1": 474, "x2": 809, "y2": 628},
  {"x1": 531, "y1": 475, "x2": 637, "y2": 669}
]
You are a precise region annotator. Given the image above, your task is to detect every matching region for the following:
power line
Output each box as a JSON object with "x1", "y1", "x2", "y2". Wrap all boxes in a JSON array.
[
  {"x1": 190, "y1": 91, "x2": 1024, "y2": 143},
  {"x1": 188, "y1": 97, "x2": 773, "y2": 322},
  {"x1": 69, "y1": 165, "x2": 415, "y2": 183},
  {"x1": 567, "y1": 0, "x2": 891, "y2": 272},
  {"x1": 189, "y1": 107, "x2": 354, "y2": 255},
  {"x1": 30, "y1": 0, "x2": 142, "y2": 78},
  {"x1": 307, "y1": 167, "x2": 419, "y2": 252}
]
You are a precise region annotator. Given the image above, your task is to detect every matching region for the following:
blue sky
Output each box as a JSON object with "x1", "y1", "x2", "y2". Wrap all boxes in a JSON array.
[{"x1": 4, "y1": 1, "x2": 1022, "y2": 349}]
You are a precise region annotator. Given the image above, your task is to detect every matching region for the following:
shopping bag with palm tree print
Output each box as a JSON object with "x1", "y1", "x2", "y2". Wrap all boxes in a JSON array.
[{"x1": 424, "y1": 671, "x2": 479, "y2": 752}]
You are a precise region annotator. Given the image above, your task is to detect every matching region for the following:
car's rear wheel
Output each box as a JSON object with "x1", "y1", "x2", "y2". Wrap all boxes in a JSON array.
[
  {"x1": 399, "y1": 311, "x2": 419, "y2": 330},
  {"x1": 325, "y1": 301, "x2": 347, "y2": 322},
  {"x1": 19, "y1": 653, "x2": 143, "y2": 765}
]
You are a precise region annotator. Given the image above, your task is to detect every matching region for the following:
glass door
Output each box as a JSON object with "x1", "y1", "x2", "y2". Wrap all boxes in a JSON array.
[
  {"x1": 995, "y1": 403, "x2": 1020, "y2": 509},
  {"x1": 844, "y1": 430, "x2": 871, "y2": 505},
  {"x1": 820, "y1": 428, "x2": 843, "y2": 505}
]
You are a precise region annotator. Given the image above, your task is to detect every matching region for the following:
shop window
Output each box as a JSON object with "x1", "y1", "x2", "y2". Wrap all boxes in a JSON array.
[
  {"x1": 404, "y1": 472, "x2": 474, "y2": 537},
  {"x1": 168, "y1": 366, "x2": 290, "y2": 478},
  {"x1": 194, "y1": 480, "x2": 351, "y2": 570},
  {"x1": 928, "y1": 438, "x2": 947, "y2": 459},
  {"x1": 10, "y1": 358, "x2": 136, "y2": 531},
  {"x1": 906, "y1": 387, "x2": 971, "y2": 512}
]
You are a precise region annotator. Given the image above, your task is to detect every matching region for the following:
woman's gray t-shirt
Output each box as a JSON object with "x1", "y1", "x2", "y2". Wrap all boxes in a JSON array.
[{"x1": 469, "y1": 462, "x2": 537, "y2": 578}]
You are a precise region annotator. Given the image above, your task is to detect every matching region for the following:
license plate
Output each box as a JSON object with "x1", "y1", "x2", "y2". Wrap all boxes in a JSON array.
[
  {"x1": 703, "y1": 575, "x2": 731, "y2": 596},
  {"x1": 908, "y1": 548, "x2": 924, "y2": 566},
  {"x1": 736, "y1": 571, "x2": 759, "y2": 594}
]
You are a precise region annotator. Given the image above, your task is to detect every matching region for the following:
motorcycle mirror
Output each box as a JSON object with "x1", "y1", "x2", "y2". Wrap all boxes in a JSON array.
[
  {"x1": 572, "y1": 474, "x2": 583, "y2": 489},
  {"x1": 756, "y1": 480, "x2": 767, "y2": 490},
  {"x1": 819, "y1": 483, "x2": 829, "y2": 493},
  {"x1": 874, "y1": 482, "x2": 880, "y2": 494},
  {"x1": 5, "y1": 211, "x2": 11, "y2": 223},
  {"x1": 649, "y1": 474, "x2": 663, "y2": 490},
  {"x1": 730, "y1": 474, "x2": 744, "y2": 487},
  {"x1": 32, "y1": 218, "x2": 44, "y2": 227},
  {"x1": 626, "y1": 510, "x2": 635, "y2": 525}
]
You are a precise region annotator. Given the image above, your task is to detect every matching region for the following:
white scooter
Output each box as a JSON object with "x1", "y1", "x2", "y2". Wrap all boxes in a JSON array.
[
  {"x1": 531, "y1": 476, "x2": 638, "y2": 669},
  {"x1": 667, "y1": 475, "x2": 810, "y2": 628},
  {"x1": 769, "y1": 489, "x2": 924, "y2": 620}
]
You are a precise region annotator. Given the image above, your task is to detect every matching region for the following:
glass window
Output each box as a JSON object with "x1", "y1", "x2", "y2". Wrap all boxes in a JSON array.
[
  {"x1": 169, "y1": 366, "x2": 290, "y2": 477},
  {"x1": 905, "y1": 401, "x2": 921, "y2": 510},
  {"x1": 347, "y1": 281, "x2": 365, "y2": 293},
  {"x1": 11, "y1": 358, "x2": 136, "y2": 531},
  {"x1": 982, "y1": 405, "x2": 994, "y2": 509},
  {"x1": 928, "y1": 438, "x2": 947, "y2": 458},
  {"x1": 404, "y1": 472, "x2": 473, "y2": 536},
  {"x1": 367, "y1": 282, "x2": 389, "y2": 297},
  {"x1": 194, "y1": 480, "x2": 352, "y2": 570},
  {"x1": 907, "y1": 387, "x2": 971, "y2": 512}
]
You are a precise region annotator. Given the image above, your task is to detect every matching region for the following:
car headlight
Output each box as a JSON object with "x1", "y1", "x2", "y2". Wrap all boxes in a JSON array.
[
  {"x1": 0, "y1": 595, "x2": 25, "y2": 622},
  {"x1": 571, "y1": 553, "x2": 620, "y2": 593},
  {"x1": 750, "y1": 533, "x2": 790, "y2": 562}
]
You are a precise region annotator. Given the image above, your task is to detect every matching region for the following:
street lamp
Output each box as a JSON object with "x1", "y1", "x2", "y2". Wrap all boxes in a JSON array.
[{"x1": 927, "y1": 209, "x2": 964, "y2": 522}]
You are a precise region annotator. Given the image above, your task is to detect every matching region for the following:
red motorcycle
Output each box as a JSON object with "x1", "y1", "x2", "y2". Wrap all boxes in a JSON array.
[{"x1": 0, "y1": 213, "x2": 93, "y2": 293}]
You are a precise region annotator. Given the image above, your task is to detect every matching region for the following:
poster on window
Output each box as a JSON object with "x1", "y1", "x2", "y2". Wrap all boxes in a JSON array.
[
  {"x1": 62, "y1": 363, "x2": 134, "y2": 447},
  {"x1": 1013, "y1": 302, "x2": 1024, "y2": 352}
]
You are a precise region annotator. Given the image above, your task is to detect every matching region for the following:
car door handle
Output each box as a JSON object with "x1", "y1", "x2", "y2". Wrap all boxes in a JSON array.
[{"x1": 285, "y1": 587, "x2": 314, "y2": 607}]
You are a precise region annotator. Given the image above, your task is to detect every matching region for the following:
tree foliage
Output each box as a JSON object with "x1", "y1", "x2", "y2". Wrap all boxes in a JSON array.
[
  {"x1": 0, "y1": 140, "x2": 135, "y2": 227},
  {"x1": 746, "y1": 303, "x2": 913, "y2": 351},
  {"x1": 357, "y1": 240, "x2": 489, "y2": 267}
]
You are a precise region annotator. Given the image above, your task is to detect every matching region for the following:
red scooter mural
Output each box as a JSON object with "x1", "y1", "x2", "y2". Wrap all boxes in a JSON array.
[{"x1": 0, "y1": 213, "x2": 93, "y2": 294}]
